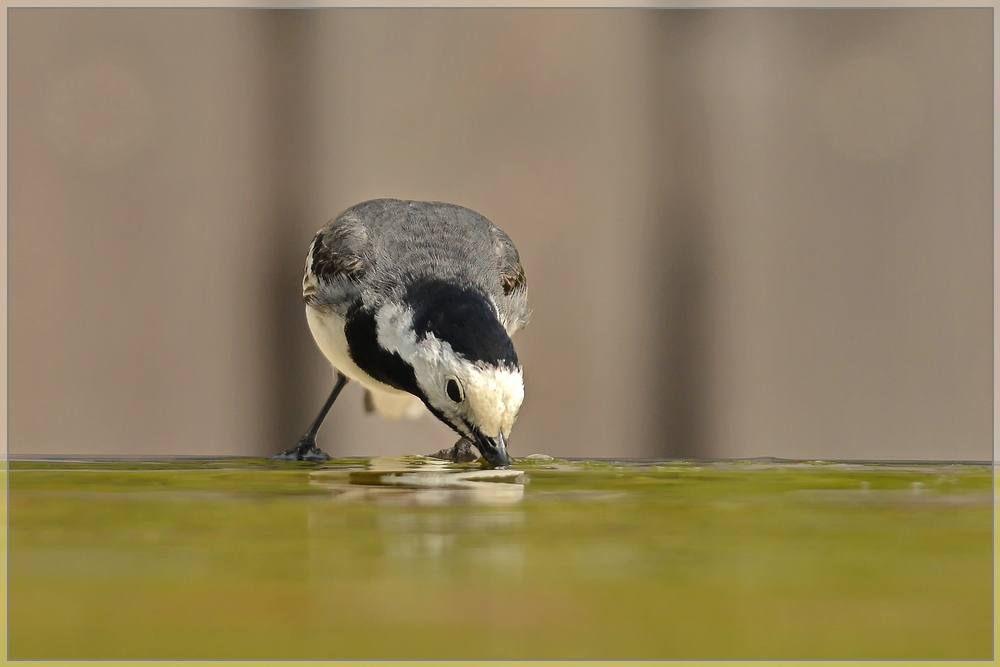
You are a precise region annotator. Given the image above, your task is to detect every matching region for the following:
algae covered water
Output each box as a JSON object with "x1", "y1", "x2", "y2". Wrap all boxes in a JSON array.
[{"x1": 6, "y1": 457, "x2": 993, "y2": 659}]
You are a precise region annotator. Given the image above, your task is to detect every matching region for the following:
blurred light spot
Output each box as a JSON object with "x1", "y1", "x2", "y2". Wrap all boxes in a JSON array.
[
  {"x1": 45, "y1": 62, "x2": 153, "y2": 170},
  {"x1": 814, "y1": 56, "x2": 923, "y2": 162}
]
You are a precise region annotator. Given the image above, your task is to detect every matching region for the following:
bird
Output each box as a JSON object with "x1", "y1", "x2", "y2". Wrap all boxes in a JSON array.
[{"x1": 272, "y1": 198, "x2": 529, "y2": 468}]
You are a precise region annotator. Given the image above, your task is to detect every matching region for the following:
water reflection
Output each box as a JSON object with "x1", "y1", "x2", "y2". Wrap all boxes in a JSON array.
[
  {"x1": 375, "y1": 509, "x2": 526, "y2": 578},
  {"x1": 306, "y1": 457, "x2": 529, "y2": 579},
  {"x1": 309, "y1": 456, "x2": 527, "y2": 506}
]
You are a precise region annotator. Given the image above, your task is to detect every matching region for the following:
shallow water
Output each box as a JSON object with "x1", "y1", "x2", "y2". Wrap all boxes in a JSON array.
[{"x1": 6, "y1": 456, "x2": 994, "y2": 659}]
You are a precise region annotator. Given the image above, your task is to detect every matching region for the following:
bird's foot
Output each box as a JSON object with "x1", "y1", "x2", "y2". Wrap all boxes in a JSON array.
[
  {"x1": 271, "y1": 436, "x2": 331, "y2": 462},
  {"x1": 429, "y1": 438, "x2": 481, "y2": 463}
]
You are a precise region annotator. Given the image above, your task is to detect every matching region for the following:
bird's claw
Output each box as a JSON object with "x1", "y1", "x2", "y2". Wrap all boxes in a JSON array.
[
  {"x1": 429, "y1": 438, "x2": 481, "y2": 463},
  {"x1": 271, "y1": 437, "x2": 331, "y2": 462}
]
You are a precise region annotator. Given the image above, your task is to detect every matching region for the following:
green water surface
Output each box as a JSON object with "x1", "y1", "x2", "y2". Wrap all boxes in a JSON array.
[{"x1": 6, "y1": 457, "x2": 994, "y2": 660}]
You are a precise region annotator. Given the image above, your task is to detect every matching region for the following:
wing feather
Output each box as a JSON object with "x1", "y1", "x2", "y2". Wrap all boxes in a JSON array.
[
  {"x1": 302, "y1": 215, "x2": 370, "y2": 307},
  {"x1": 490, "y1": 225, "x2": 530, "y2": 334},
  {"x1": 490, "y1": 226, "x2": 525, "y2": 295}
]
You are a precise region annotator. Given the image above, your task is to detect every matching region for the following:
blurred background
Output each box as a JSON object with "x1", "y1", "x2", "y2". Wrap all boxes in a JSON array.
[{"x1": 8, "y1": 8, "x2": 992, "y2": 461}]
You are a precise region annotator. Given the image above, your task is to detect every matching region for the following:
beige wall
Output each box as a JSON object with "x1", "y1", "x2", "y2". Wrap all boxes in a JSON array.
[{"x1": 8, "y1": 9, "x2": 992, "y2": 461}]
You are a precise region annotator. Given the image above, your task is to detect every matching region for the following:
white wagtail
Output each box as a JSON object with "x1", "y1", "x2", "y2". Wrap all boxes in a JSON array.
[{"x1": 272, "y1": 199, "x2": 529, "y2": 468}]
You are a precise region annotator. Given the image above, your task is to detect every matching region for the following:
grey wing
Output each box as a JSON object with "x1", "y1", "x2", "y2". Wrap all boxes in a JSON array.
[
  {"x1": 302, "y1": 214, "x2": 370, "y2": 313},
  {"x1": 489, "y1": 224, "x2": 530, "y2": 335}
]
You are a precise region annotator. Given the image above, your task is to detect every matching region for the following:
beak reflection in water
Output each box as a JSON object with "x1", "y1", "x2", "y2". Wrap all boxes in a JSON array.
[{"x1": 309, "y1": 456, "x2": 526, "y2": 506}]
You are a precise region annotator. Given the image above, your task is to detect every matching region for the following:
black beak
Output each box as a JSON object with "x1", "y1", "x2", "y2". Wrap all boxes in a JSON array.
[{"x1": 472, "y1": 429, "x2": 511, "y2": 468}]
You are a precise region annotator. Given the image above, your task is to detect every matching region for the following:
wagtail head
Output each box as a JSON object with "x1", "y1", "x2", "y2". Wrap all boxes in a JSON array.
[{"x1": 370, "y1": 277, "x2": 523, "y2": 468}]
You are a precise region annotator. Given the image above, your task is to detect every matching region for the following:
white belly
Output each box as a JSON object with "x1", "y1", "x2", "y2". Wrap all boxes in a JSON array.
[
  {"x1": 305, "y1": 306, "x2": 426, "y2": 419},
  {"x1": 305, "y1": 306, "x2": 402, "y2": 394}
]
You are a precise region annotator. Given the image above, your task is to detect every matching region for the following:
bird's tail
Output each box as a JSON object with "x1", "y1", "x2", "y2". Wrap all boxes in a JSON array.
[{"x1": 363, "y1": 388, "x2": 426, "y2": 420}]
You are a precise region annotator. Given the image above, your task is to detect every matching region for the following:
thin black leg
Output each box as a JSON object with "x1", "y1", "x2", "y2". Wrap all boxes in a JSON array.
[{"x1": 271, "y1": 372, "x2": 349, "y2": 461}]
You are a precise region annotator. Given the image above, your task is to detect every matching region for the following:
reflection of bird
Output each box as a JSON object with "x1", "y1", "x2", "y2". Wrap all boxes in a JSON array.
[{"x1": 273, "y1": 199, "x2": 529, "y2": 468}]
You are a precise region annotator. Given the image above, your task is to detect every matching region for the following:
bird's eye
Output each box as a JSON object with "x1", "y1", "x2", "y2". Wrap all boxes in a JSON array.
[{"x1": 446, "y1": 378, "x2": 464, "y2": 403}]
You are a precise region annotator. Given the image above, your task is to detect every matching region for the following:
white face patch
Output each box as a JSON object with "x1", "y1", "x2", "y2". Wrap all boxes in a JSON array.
[
  {"x1": 458, "y1": 362, "x2": 524, "y2": 438},
  {"x1": 374, "y1": 302, "x2": 524, "y2": 439}
]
